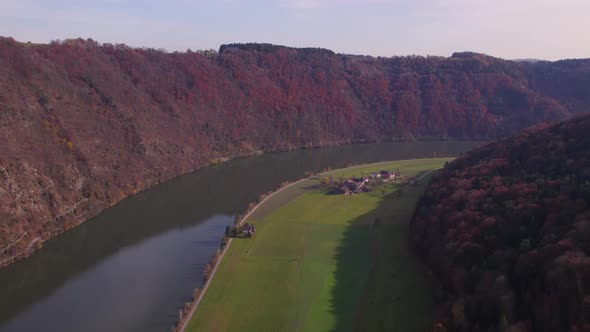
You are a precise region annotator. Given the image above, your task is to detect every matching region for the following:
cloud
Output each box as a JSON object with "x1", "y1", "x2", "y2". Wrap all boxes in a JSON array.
[
  {"x1": 0, "y1": 0, "x2": 144, "y2": 25},
  {"x1": 278, "y1": 0, "x2": 398, "y2": 11},
  {"x1": 279, "y1": 0, "x2": 321, "y2": 10}
]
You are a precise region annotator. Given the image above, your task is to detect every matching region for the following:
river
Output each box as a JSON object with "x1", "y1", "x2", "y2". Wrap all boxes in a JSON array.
[{"x1": 0, "y1": 141, "x2": 479, "y2": 332}]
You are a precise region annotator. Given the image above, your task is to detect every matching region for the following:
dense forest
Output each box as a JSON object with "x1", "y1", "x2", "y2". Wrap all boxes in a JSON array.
[
  {"x1": 1, "y1": 37, "x2": 589, "y2": 267},
  {"x1": 411, "y1": 114, "x2": 590, "y2": 331}
]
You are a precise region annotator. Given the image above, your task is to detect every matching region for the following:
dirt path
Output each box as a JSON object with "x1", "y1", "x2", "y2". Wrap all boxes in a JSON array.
[
  {"x1": 179, "y1": 166, "x2": 443, "y2": 331},
  {"x1": 416, "y1": 167, "x2": 441, "y2": 182},
  {"x1": 178, "y1": 178, "x2": 308, "y2": 332},
  {"x1": 0, "y1": 232, "x2": 27, "y2": 255}
]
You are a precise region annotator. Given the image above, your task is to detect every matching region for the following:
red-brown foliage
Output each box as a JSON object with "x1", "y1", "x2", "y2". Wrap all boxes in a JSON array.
[
  {"x1": 0, "y1": 38, "x2": 588, "y2": 267},
  {"x1": 411, "y1": 114, "x2": 590, "y2": 331}
]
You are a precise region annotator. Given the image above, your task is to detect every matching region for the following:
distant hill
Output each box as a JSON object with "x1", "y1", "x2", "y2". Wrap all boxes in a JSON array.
[
  {"x1": 511, "y1": 58, "x2": 546, "y2": 63},
  {"x1": 411, "y1": 114, "x2": 590, "y2": 331},
  {"x1": 1, "y1": 36, "x2": 590, "y2": 267}
]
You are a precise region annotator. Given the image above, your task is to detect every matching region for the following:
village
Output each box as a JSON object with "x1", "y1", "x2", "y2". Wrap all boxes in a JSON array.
[
  {"x1": 224, "y1": 169, "x2": 415, "y2": 239},
  {"x1": 224, "y1": 170, "x2": 404, "y2": 239},
  {"x1": 330, "y1": 170, "x2": 407, "y2": 195}
]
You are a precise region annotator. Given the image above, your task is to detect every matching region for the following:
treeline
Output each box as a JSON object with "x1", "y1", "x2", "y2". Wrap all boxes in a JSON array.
[
  {"x1": 410, "y1": 114, "x2": 590, "y2": 331},
  {"x1": 0, "y1": 36, "x2": 589, "y2": 267},
  {"x1": 219, "y1": 42, "x2": 335, "y2": 55},
  {"x1": 172, "y1": 179, "x2": 297, "y2": 331}
]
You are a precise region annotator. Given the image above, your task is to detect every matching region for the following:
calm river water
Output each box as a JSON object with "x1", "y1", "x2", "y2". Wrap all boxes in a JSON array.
[{"x1": 0, "y1": 141, "x2": 479, "y2": 332}]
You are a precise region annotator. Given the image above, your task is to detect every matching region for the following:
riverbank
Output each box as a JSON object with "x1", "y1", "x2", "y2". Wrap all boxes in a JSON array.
[
  {"x1": 183, "y1": 158, "x2": 451, "y2": 331},
  {"x1": 0, "y1": 143, "x2": 477, "y2": 332},
  {"x1": 0, "y1": 140, "x2": 478, "y2": 270},
  {"x1": 175, "y1": 178, "x2": 309, "y2": 332}
]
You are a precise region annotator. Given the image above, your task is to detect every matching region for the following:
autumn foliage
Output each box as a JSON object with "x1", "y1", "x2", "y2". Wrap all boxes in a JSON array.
[
  {"x1": 0, "y1": 37, "x2": 589, "y2": 267},
  {"x1": 411, "y1": 114, "x2": 590, "y2": 331}
]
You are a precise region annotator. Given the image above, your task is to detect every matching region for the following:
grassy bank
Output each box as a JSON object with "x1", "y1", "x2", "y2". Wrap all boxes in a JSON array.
[{"x1": 185, "y1": 158, "x2": 450, "y2": 331}]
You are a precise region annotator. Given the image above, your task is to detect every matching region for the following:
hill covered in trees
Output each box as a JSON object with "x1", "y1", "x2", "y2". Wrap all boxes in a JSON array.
[
  {"x1": 1, "y1": 37, "x2": 589, "y2": 267},
  {"x1": 411, "y1": 114, "x2": 590, "y2": 331}
]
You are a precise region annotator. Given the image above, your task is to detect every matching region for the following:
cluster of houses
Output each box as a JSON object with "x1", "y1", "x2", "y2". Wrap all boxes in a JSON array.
[
  {"x1": 332, "y1": 170, "x2": 396, "y2": 195},
  {"x1": 240, "y1": 222, "x2": 256, "y2": 237},
  {"x1": 333, "y1": 177, "x2": 370, "y2": 195},
  {"x1": 226, "y1": 222, "x2": 257, "y2": 238},
  {"x1": 373, "y1": 170, "x2": 396, "y2": 180}
]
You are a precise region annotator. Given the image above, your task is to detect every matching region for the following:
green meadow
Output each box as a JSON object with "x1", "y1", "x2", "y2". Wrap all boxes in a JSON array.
[{"x1": 186, "y1": 158, "x2": 451, "y2": 332}]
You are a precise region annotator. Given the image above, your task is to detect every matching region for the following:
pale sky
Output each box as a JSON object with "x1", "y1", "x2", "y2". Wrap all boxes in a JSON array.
[{"x1": 1, "y1": 0, "x2": 589, "y2": 60}]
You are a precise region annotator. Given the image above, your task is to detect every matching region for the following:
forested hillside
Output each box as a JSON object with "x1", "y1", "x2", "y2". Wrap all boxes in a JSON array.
[
  {"x1": 0, "y1": 37, "x2": 588, "y2": 267},
  {"x1": 411, "y1": 114, "x2": 590, "y2": 331}
]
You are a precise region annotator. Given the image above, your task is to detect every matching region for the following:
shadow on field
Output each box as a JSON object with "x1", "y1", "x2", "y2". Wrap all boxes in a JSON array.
[{"x1": 329, "y1": 183, "x2": 435, "y2": 332}]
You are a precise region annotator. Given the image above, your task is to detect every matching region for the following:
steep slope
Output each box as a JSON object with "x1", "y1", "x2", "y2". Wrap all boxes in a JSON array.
[
  {"x1": 411, "y1": 114, "x2": 590, "y2": 331},
  {"x1": 0, "y1": 37, "x2": 587, "y2": 267},
  {"x1": 523, "y1": 58, "x2": 590, "y2": 114}
]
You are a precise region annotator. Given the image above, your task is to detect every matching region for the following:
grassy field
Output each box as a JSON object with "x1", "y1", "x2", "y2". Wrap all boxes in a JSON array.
[{"x1": 185, "y1": 158, "x2": 451, "y2": 332}]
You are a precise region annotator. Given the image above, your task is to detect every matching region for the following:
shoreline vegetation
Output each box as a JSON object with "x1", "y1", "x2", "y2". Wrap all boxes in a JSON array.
[
  {"x1": 177, "y1": 158, "x2": 452, "y2": 332},
  {"x1": 2, "y1": 36, "x2": 584, "y2": 271},
  {"x1": 0, "y1": 140, "x2": 473, "y2": 270},
  {"x1": 174, "y1": 177, "x2": 309, "y2": 332}
]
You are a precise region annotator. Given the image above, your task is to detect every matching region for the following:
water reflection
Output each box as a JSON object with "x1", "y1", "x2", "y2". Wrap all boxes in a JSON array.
[{"x1": 0, "y1": 141, "x2": 479, "y2": 332}]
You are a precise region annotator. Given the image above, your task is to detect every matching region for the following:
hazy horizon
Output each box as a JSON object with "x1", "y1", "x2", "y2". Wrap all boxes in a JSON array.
[{"x1": 1, "y1": 0, "x2": 590, "y2": 61}]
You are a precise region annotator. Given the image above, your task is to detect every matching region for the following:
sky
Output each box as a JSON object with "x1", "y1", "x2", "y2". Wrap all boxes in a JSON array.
[{"x1": 1, "y1": 0, "x2": 589, "y2": 60}]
